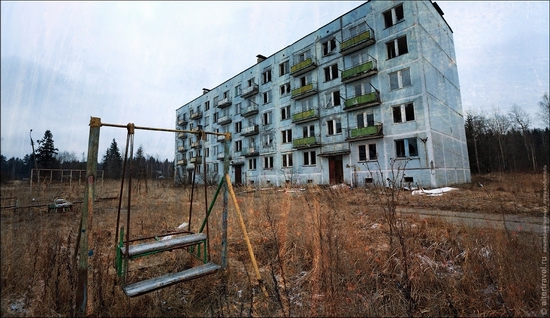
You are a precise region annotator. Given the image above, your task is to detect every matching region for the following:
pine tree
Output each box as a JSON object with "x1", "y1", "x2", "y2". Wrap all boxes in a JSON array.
[
  {"x1": 36, "y1": 130, "x2": 59, "y2": 169},
  {"x1": 102, "y1": 139, "x2": 122, "y2": 179}
]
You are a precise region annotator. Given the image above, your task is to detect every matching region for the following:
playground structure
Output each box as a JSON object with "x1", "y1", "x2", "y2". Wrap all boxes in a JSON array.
[
  {"x1": 76, "y1": 117, "x2": 265, "y2": 316},
  {"x1": 30, "y1": 168, "x2": 104, "y2": 191}
]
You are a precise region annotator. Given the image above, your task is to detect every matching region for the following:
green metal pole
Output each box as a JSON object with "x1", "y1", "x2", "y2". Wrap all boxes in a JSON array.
[
  {"x1": 221, "y1": 132, "x2": 231, "y2": 269},
  {"x1": 76, "y1": 117, "x2": 101, "y2": 317}
]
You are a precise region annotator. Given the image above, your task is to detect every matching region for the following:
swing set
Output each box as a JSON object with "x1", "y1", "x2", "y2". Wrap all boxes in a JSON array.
[{"x1": 75, "y1": 117, "x2": 266, "y2": 316}]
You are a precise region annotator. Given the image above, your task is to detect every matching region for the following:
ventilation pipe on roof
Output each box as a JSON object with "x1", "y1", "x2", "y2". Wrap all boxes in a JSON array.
[
  {"x1": 256, "y1": 54, "x2": 267, "y2": 63},
  {"x1": 202, "y1": 88, "x2": 210, "y2": 95}
]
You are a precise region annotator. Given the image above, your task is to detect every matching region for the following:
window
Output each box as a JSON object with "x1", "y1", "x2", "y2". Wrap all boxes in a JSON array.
[
  {"x1": 235, "y1": 103, "x2": 242, "y2": 115},
  {"x1": 352, "y1": 81, "x2": 371, "y2": 97},
  {"x1": 393, "y1": 103, "x2": 415, "y2": 123},
  {"x1": 213, "y1": 112, "x2": 219, "y2": 123},
  {"x1": 359, "y1": 144, "x2": 377, "y2": 161},
  {"x1": 249, "y1": 158, "x2": 257, "y2": 170},
  {"x1": 213, "y1": 162, "x2": 219, "y2": 173},
  {"x1": 303, "y1": 125, "x2": 315, "y2": 137},
  {"x1": 351, "y1": 51, "x2": 369, "y2": 67},
  {"x1": 205, "y1": 147, "x2": 210, "y2": 158},
  {"x1": 262, "y1": 111, "x2": 272, "y2": 126},
  {"x1": 235, "y1": 84, "x2": 241, "y2": 96},
  {"x1": 327, "y1": 119, "x2": 342, "y2": 135},
  {"x1": 326, "y1": 90, "x2": 341, "y2": 107},
  {"x1": 247, "y1": 78, "x2": 255, "y2": 86},
  {"x1": 264, "y1": 156, "x2": 274, "y2": 169},
  {"x1": 262, "y1": 132, "x2": 274, "y2": 146},
  {"x1": 279, "y1": 60, "x2": 289, "y2": 76},
  {"x1": 235, "y1": 140, "x2": 242, "y2": 152},
  {"x1": 395, "y1": 138, "x2": 418, "y2": 158},
  {"x1": 386, "y1": 35, "x2": 408, "y2": 59},
  {"x1": 262, "y1": 69, "x2": 272, "y2": 84},
  {"x1": 205, "y1": 101, "x2": 210, "y2": 111},
  {"x1": 357, "y1": 112, "x2": 374, "y2": 128},
  {"x1": 213, "y1": 96, "x2": 219, "y2": 108},
  {"x1": 324, "y1": 63, "x2": 339, "y2": 81},
  {"x1": 280, "y1": 82, "x2": 291, "y2": 96},
  {"x1": 299, "y1": 76, "x2": 309, "y2": 87},
  {"x1": 348, "y1": 22, "x2": 367, "y2": 38},
  {"x1": 297, "y1": 50, "x2": 311, "y2": 62},
  {"x1": 204, "y1": 116, "x2": 210, "y2": 128},
  {"x1": 282, "y1": 153, "x2": 293, "y2": 168},
  {"x1": 263, "y1": 91, "x2": 272, "y2": 104},
  {"x1": 281, "y1": 105, "x2": 291, "y2": 120},
  {"x1": 383, "y1": 4, "x2": 404, "y2": 28},
  {"x1": 322, "y1": 38, "x2": 337, "y2": 56},
  {"x1": 303, "y1": 150, "x2": 317, "y2": 165},
  {"x1": 282, "y1": 129, "x2": 292, "y2": 143},
  {"x1": 389, "y1": 68, "x2": 411, "y2": 90},
  {"x1": 223, "y1": 90, "x2": 229, "y2": 99},
  {"x1": 235, "y1": 121, "x2": 242, "y2": 133}
]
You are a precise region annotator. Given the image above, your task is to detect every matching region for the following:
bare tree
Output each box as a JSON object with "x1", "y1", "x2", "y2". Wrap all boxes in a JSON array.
[
  {"x1": 465, "y1": 110, "x2": 488, "y2": 174},
  {"x1": 509, "y1": 104, "x2": 536, "y2": 171},
  {"x1": 538, "y1": 92, "x2": 550, "y2": 129},
  {"x1": 488, "y1": 109, "x2": 511, "y2": 172}
]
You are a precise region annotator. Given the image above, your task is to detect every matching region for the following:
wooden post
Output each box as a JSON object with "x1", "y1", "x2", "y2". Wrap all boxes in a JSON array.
[
  {"x1": 76, "y1": 117, "x2": 101, "y2": 317},
  {"x1": 221, "y1": 132, "x2": 231, "y2": 269}
]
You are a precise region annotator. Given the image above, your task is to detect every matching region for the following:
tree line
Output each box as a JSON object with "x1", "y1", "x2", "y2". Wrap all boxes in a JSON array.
[{"x1": 0, "y1": 131, "x2": 174, "y2": 182}]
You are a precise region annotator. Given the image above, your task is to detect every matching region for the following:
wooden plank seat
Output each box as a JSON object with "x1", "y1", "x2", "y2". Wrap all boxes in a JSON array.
[
  {"x1": 122, "y1": 262, "x2": 221, "y2": 297},
  {"x1": 120, "y1": 233, "x2": 207, "y2": 258}
]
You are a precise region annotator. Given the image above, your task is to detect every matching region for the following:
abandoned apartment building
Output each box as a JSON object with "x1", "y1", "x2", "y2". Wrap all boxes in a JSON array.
[{"x1": 174, "y1": 0, "x2": 471, "y2": 188}]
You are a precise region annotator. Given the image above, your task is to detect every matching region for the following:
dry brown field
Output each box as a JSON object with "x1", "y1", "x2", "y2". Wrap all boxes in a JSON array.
[{"x1": 1, "y1": 172, "x2": 548, "y2": 317}]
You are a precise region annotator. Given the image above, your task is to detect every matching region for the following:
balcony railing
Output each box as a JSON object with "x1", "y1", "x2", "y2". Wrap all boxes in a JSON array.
[
  {"x1": 190, "y1": 156, "x2": 202, "y2": 164},
  {"x1": 292, "y1": 136, "x2": 320, "y2": 149},
  {"x1": 241, "y1": 83, "x2": 259, "y2": 98},
  {"x1": 190, "y1": 110, "x2": 203, "y2": 120},
  {"x1": 242, "y1": 124, "x2": 259, "y2": 136},
  {"x1": 177, "y1": 117, "x2": 188, "y2": 126},
  {"x1": 217, "y1": 134, "x2": 227, "y2": 142},
  {"x1": 217, "y1": 115, "x2": 232, "y2": 125},
  {"x1": 217, "y1": 97, "x2": 232, "y2": 108},
  {"x1": 341, "y1": 60, "x2": 377, "y2": 83},
  {"x1": 217, "y1": 153, "x2": 226, "y2": 160},
  {"x1": 292, "y1": 108, "x2": 319, "y2": 124},
  {"x1": 178, "y1": 146, "x2": 186, "y2": 152},
  {"x1": 347, "y1": 124, "x2": 383, "y2": 141},
  {"x1": 177, "y1": 132, "x2": 187, "y2": 139},
  {"x1": 176, "y1": 159, "x2": 187, "y2": 166},
  {"x1": 241, "y1": 104, "x2": 259, "y2": 117},
  {"x1": 242, "y1": 147, "x2": 259, "y2": 157},
  {"x1": 344, "y1": 91, "x2": 381, "y2": 111},
  {"x1": 340, "y1": 28, "x2": 375, "y2": 55},
  {"x1": 290, "y1": 57, "x2": 316, "y2": 76},
  {"x1": 191, "y1": 141, "x2": 201, "y2": 148},
  {"x1": 291, "y1": 83, "x2": 317, "y2": 100}
]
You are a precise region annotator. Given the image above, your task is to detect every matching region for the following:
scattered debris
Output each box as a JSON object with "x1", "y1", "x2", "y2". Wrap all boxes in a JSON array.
[
  {"x1": 48, "y1": 198, "x2": 73, "y2": 212},
  {"x1": 411, "y1": 187, "x2": 458, "y2": 196}
]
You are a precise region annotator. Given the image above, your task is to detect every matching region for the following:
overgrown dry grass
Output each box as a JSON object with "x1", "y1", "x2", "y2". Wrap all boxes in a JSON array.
[{"x1": 1, "y1": 173, "x2": 547, "y2": 317}]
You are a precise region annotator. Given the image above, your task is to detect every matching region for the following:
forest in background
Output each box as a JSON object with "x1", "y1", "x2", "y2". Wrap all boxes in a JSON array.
[{"x1": 2, "y1": 93, "x2": 549, "y2": 183}]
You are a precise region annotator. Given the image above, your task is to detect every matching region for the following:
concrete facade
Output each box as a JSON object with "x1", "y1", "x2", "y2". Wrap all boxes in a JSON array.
[{"x1": 175, "y1": 1, "x2": 471, "y2": 188}]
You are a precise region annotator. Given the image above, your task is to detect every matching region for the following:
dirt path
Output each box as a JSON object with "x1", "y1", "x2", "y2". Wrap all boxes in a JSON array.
[{"x1": 397, "y1": 207, "x2": 548, "y2": 234}]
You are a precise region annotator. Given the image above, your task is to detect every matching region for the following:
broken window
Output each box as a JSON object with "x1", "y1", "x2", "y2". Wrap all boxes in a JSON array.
[
  {"x1": 386, "y1": 35, "x2": 408, "y2": 59},
  {"x1": 282, "y1": 153, "x2": 293, "y2": 168},
  {"x1": 393, "y1": 103, "x2": 415, "y2": 123},
  {"x1": 279, "y1": 61, "x2": 290, "y2": 76},
  {"x1": 262, "y1": 69, "x2": 272, "y2": 84},
  {"x1": 383, "y1": 4, "x2": 404, "y2": 28},
  {"x1": 281, "y1": 105, "x2": 291, "y2": 120},
  {"x1": 303, "y1": 150, "x2": 317, "y2": 165},
  {"x1": 282, "y1": 129, "x2": 292, "y2": 143},
  {"x1": 324, "y1": 63, "x2": 339, "y2": 82},
  {"x1": 322, "y1": 38, "x2": 337, "y2": 56},
  {"x1": 358, "y1": 144, "x2": 377, "y2": 161},
  {"x1": 395, "y1": 138, "x2": 418, "y2": 158}
]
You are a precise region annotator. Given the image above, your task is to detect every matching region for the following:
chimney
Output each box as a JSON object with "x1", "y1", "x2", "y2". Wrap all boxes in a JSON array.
[
  {"x1": 202, "y1": 88, "x2": 210, "y2": 95},
  {"x1": 256, "y1": 54, "x2": 267, "y2": 63}
]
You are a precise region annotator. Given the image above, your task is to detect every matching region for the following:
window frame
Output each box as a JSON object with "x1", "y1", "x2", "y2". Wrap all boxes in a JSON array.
[
  {"x1": 282, "y1": 129, "x2": 292, "y2": 144},
  {"x1": 383, "y1": 3, "x2": 405, "y2": 28},
  {"x1": 303, "y1": 150, "x2": 317, "y2": 166},
  {"x1": 395, "y1": 138, "x2": 418, "y2": 158},
  {"x1": 282, "y1": 153, "x2": 293, "y2": 168},
  {"x1": 323, "y1": 63, "x2": 339, "y2": 82},
  {"x1": 386, "y1": 35, "x2": 409, "y2": 59},
  {"x1": 389, "y1": 68, "x2": 411, "y2": 91},
  {"x1": 327, "y1": 119, "x2": 342, "y2": 136}
]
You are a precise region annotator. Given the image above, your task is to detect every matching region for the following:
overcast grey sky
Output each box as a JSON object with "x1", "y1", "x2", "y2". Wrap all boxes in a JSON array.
[{"x1": 1, "y1": 1, "x2": 549, "y2": 162}]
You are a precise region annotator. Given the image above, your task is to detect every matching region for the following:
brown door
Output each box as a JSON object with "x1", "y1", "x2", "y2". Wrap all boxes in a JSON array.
[
  {"x1": 234, "y1": 165, "x2": 242, "y2": 185},
  {"x1": 328, "y1": 155, "x2": 343, "y2": 184}
]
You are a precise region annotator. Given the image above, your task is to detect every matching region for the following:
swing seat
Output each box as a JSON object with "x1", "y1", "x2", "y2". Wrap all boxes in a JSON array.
[
  {"x1": 120, "y1": 233, "x2": 207, "y2": 258},
  {"x1": 122, "y1": 262, "x2": 221, "y2": 297}
]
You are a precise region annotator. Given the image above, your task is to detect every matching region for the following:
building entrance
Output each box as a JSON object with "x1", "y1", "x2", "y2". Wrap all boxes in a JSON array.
[{"x1": 328, "y1": 155, "x2": 344, "y2": 184}]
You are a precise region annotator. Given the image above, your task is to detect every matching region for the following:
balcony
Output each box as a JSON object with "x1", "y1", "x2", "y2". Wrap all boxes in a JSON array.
[
  {"x1": 341, "y1": 60, "x2": 378, "y2": 83},
  {"x1": 176, "y1": 159, "x2": 187, "y2": 166},
  {"x1": 291, "y1": 57, "x2": 317, "y2": 76},
  {"x1": 178, "y1": 146, "x2": 186, "y2": 153},
  {"x1": 241, "y1": 105, "x2": 259, "y2": 117},
  {"x1": 242, "y1": 147, "x2": 259, "y2": 157},
  {"x1": 291, "y1": 83, "x2": 317, "y2": 100},
  {"x1": 346, "y1": 124, "x2": 383, "y2": 141},
  {"x1": 242, "y1": 124, "x2": 259, "y2": 136},
  {"x1": 217, "y1": 153, "x2": 226, "y2": 161},
  {"x1": 177, "y1": 117, "x2": 188, "y2": 126},
  {"x1": 190, "y1": 156, "x2": 202, "y2": 164},
  {"x1": 191, "y1": 141, "x2": 201, "y2": 148},
  {"x1": 217, "y1": 97, "x2": 232, "y2": 108},
  {"x1": 217, "y1": 115, "x2": 232, "y2": 125},
  {"x1": 340, "y1": 28, "x2": 375, "y2": 55},
  {"x1": 177, "y1": 132, "x2": 187, "y2": 139},
  {"x1": 217, "y1": 134, "x2": 228, "y2": 142},
  {"x1": 292, "y1": 108, "x2": 319, "y2": 124},
  {"x1": 241, "y1": 83, "x2": 259, "y2": 98},
  {"x1": 344, "y1": 91, "x2": 381, "y2": 111},
  {"x1": 190, "y1": 110, "x2": 203, "y2": 120},
  {"x1": 319, "y1": 143, "x2": 351, "y2": 156},
  {"x1": 292, "y1": 136, "x2": 320, "y2": 149}
]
